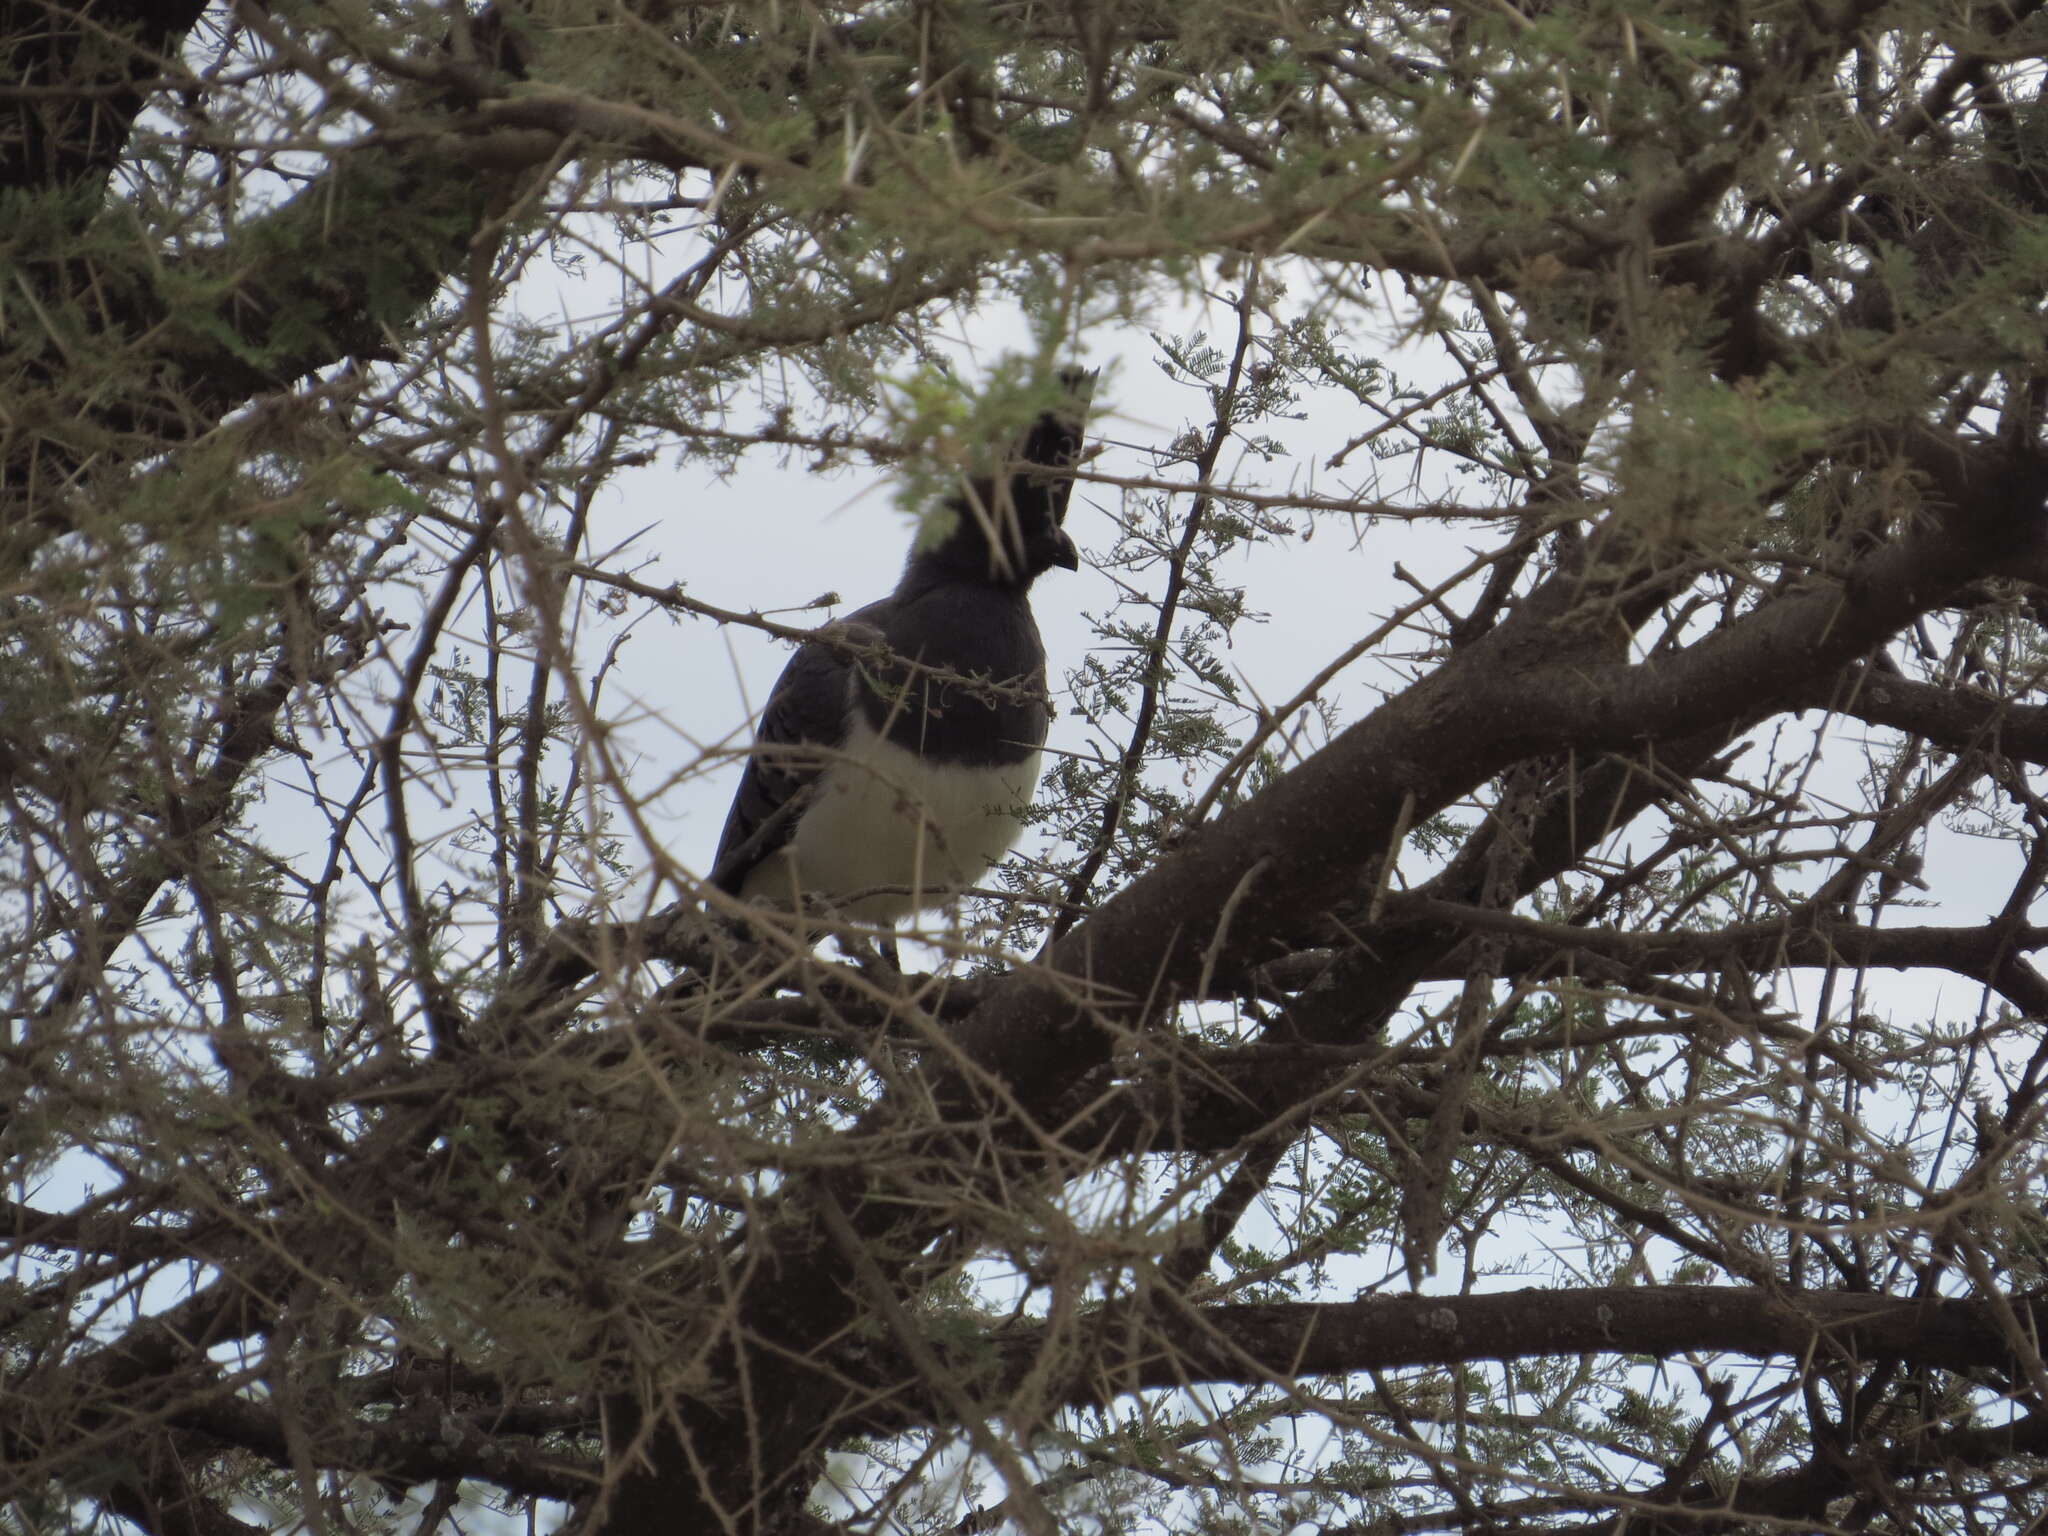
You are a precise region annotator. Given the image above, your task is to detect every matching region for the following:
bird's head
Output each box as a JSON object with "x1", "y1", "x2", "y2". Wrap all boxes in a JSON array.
[{"x1": 914, "y1": 369, "x2": 1096, "y2": 590}]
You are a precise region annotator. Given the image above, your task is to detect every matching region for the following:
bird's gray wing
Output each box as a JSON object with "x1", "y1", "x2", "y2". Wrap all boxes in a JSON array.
[{"x1": 710, "y1": 613, "x2": 882, "y2": 894}]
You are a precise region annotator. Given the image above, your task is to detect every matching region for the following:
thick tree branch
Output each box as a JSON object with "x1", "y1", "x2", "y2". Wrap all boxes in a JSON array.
[
  {"x1": 960, "y1": 1285, "x2": 2047, "y2": 1424},
  {"x1": 0, "y1": 1, "x2": 208, "y2": 196},
  {"x1": 831, "y1": 1283, "x2": 2048, "y2": 1451},
  {"x1": 1834, "y1": 663, "x2": 2048, "y2": 765}
]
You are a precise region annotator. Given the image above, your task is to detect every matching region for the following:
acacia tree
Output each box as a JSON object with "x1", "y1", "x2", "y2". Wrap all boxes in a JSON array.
[{"x1": 12, "y1": 1, "x2": 2048, "y2": 1532}]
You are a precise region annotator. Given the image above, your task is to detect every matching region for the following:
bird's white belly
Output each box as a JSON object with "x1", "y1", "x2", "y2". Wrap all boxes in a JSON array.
[{"x1": 738, "y1": 716, "x2": 1041, "y2": 921}]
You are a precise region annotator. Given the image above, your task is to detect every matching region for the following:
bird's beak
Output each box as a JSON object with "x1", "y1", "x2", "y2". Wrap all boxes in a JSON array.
[{"x1": 1050, "y1": 529, "x2": 1081, "y2": 571}]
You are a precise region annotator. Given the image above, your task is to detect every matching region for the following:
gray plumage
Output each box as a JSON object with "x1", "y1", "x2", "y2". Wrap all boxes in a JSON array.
[{"x1": 713, "y1": 373, "x2": 1094, "y2": 921}]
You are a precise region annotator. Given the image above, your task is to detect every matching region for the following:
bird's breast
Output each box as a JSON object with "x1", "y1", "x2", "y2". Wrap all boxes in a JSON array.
[{"x1": 737, "y1": 712, "x2": 1042, "y2": 921}]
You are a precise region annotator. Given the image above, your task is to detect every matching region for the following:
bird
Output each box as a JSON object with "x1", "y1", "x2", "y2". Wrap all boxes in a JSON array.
[{"x1": 710, "y1": 370, "x2": 1095, "y2": 933}]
